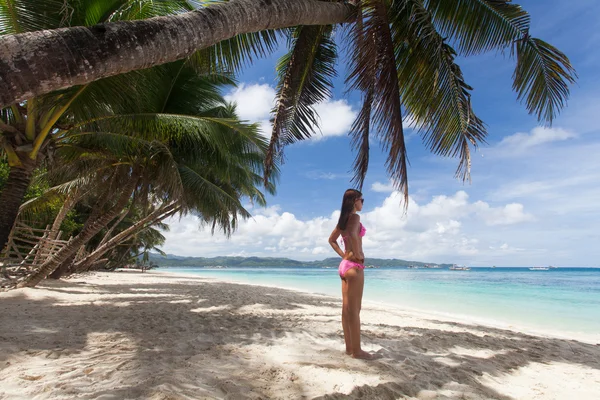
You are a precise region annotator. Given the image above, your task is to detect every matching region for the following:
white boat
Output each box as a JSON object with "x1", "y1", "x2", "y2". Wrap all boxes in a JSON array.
[
  {"x1": 449, "y1": 264, "x2": 471, "y2": 271},
  {"x1": 529, "y1": 266, "x2": 549, "y2": 271}
]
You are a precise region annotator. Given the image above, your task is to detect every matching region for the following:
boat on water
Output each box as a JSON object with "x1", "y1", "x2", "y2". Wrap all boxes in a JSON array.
[
  {"x1": 529, "y1": 266, "x2": 550, "y2": 271},
  {"x1": 449, "y1": 264, "x2": 471, "y2": 271}
]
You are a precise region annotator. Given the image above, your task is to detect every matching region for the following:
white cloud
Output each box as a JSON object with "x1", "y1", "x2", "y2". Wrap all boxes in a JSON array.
[
  {"x1": 224, "y1": 83, "x2": 357, "y2": 141},
  {"x1": 304, "y1": 171, "x2": 351, "y2": 180},
  {"x1": 371, "y1": 181, "x2": 395, "y2": 193},
  {"x1": 313, "y1": 100, "x2": 356, "y2": 139},
  {"x1": 224, "y1": 83, "x2": 275, "y2": 121},
  {"x1": 257, "y1": 120, "x2": 273, "y2": 139},
  {"x1": 473, "y1": 202, "x2": 535, "y2": 226},
  {"x1": 497, "y1": 127, "x2": 576, "y2": 151},
  {"x1": 161, "y1": 190, "x2": 535, "y2": 264}
]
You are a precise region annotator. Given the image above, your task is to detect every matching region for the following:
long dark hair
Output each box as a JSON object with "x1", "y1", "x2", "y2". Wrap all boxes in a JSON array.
[{"x1": 337, "y1": 188, "x2": 362, "y2": 230}]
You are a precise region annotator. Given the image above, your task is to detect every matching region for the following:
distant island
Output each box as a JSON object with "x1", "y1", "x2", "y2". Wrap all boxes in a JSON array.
[{"x1": 148, "y1": 253, "x2": 453, "y2": 268}]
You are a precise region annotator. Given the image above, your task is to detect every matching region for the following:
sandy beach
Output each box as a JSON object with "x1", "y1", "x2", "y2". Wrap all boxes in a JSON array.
[{"x1": 1, "y1": 271, "x2": 599, "y2": 399}]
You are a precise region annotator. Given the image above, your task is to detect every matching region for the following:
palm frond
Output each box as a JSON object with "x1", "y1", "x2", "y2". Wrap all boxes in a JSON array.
[
  {"x1": 69, "y1": 0, "x2": 195, "y2": 26},
  {"x1": 183, "y1": 0, "x2": 279, "y2": 73},
  {"x1": 67, "y1": 114, "x2": 265, "y2": 163},
  {"x1": 424, "y1": 0, "x2": 576, "y2": 123},
  {"x1": 0, "y1": 0, "x2": 65, "y2": 34},
  {"x1": 425, "y1": 0, "x2": 530, "y2": 55},
  {"x1": 191, "y1": 30, "x2": 280, "y2": 74},
  {"x1": 158, "y1": 60, "x2": 236, "y2": 113},
  {"x1": 512, "y1": 37, "x2": 576, "y2": 123},
  {"x1": 348, "y1": 1, "x2": 408, "y2": 202},
  {"x1": 345, "y1": 8, "x2": 376, "y2": 190},
  {"x1": 265, "y1": 25, "x2": 337, "y2": 183},
  {"x1": 177, "y1": 163, "x2": 251, "y2": 236},
  {"x1": 390, "y1": 0, "x2": 485, "y2": 182},
  {"x1": 349, "y1": 88, "x2": 373, "y2": 190}
]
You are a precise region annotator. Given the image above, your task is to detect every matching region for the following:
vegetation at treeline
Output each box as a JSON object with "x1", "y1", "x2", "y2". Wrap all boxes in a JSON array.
[
  {"x1": 0, "y1": 0, "x2": 575, "y2": 288},
  {"x1": 148, "y1": 254, "x2": 451, "y2": 268}
]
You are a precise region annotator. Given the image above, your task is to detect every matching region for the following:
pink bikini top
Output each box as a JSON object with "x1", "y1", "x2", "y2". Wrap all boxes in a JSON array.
[{"x1": 342, "y1": 223, "x2": 366, "y2": 239}]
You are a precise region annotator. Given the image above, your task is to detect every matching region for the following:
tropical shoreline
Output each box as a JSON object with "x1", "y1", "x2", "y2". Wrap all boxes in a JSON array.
[
  {"x1": 156, "y1": 268, "x2": 600, "y2": 345},
  {"x1": 1, "y1": 270, "x2": 599, "y2": 399}
]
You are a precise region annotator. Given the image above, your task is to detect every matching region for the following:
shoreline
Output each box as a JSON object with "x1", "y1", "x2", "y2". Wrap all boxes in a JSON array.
[
  {"x1": 153, "y1": 268, "x2": 600, "y2": 345},
  {"x1": 1, "y1": 270, "x2": 599, "y2": 399}
]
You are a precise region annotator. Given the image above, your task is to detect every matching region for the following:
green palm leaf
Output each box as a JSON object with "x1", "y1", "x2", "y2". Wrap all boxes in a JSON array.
[
  {"x1": 266, "y1": 25, "x2": 337, "y2": 183},
  {"x1": 390, "y1": 0, "x2": 486, "y2": 182},
  {"x1": 191, "y1": 30, "x2": 280, "y2": 73},
  {"x1": 348, "y1": 0, "x2": 409, "y2": 202},
  {"x1": 0, "y1": 0, "x2": 65, "y2": 34},
  {"x1": 512, "y1": 37, "x2": 576, "y2": 122},
  {"x1": 177, "y1": 164, "x2": 250, "y2": 236},
  {"x1": 189, "y1": 0, "x2": 279, "y2": 73},
  {"x1": 345, "y1": 9, "x2": 376, "y2": 190},
  {"x1": 425, "y1": 0, "x2": 530, "y2": 55},
  {"x1": 424, "y1": 0, "x2": 576, "y2": 123}
]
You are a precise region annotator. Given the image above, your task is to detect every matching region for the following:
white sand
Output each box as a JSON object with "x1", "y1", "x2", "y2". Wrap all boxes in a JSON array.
[{"x1": 0, "y1": 271, "x2": 599, "y2": 400}]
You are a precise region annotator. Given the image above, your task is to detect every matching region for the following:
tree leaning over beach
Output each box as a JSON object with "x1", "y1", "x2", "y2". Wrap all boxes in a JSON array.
[
  {"x1": 1, "y1": 0, "x2": 576, "y2": 247},
  {"x1": 0, "y1": 0, "x2": 277, "y2": 251},
  {"x1": 0, "y1": 0, "x2": 204, "y2": 252},
  {"x1": 17, "y1": 61, "x2": 275, "y2": 287}
]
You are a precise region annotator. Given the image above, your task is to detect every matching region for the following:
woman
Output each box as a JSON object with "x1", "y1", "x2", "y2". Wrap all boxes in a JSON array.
[{"x1": 328, "y1": 189, "x2": 373, "y2": 359}]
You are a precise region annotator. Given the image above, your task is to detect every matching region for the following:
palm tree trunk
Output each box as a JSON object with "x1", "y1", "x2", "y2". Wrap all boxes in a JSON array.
[
  {"x1": 0, "y1": 0, "x2": 355, "y2": 108},
  {"x1": 48, "y1": 252, "x2": 77, "y2": 279},
  {"x1": 96, "y1": 206, "x2": 131, "y2": 247},
  {"x1": 18, "y1": 179, "x2": 138, "y2": 287},
  {"x1": 0, "y1": 160, "x2": 36, "y2": 253},
  {"x1": 49, "y1": 189, "x2": 81, "y2": 235},
  {"x1": 73, "y1": 203, "x2": 179, "y2": 273}
]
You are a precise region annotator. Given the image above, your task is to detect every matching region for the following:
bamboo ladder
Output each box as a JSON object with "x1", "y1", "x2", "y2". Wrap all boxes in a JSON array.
[{"x1": 0, "y1": 222, "x2": 71, "y2": 286}]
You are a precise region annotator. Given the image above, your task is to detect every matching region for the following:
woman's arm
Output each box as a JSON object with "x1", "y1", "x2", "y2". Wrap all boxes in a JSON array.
[
  {"x1": 328, "y1": 227, "x2": 345, "y2": 258},
  {"x1": 347, "y1": 214, "x2": 364, "y2": 263}
]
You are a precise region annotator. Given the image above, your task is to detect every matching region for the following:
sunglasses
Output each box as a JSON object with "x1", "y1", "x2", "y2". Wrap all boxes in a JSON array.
[{"x1": 357, "y1": 198, "x2": 364, "y2": 204}]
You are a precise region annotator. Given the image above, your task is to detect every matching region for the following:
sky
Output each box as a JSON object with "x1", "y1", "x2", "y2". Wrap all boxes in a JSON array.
[{"x1": 160, "y1": 0, "x2": 600, "y2": 267}]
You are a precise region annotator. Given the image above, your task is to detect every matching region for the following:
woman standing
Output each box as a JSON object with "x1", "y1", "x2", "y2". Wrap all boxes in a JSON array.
[{"x1": 328, "y1": 189, "x2": 373, "y2": 359}]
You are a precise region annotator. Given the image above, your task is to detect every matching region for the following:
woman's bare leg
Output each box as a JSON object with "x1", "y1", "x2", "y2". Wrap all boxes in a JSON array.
[
  {"x1": 344, "y1": 268, "x2": 372, "y2": 359},
  {"x1": 341, "y1": 278, "x2": 352, "y2": 354}
]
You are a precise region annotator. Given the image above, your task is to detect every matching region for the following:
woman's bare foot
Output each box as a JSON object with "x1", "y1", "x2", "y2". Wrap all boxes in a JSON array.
[
  {"x1": 351, "y1": 350, "x2": 374, "y2": 359},
  {"x1": 345, "y1": 350, "x2": 352, "y2": 356}
]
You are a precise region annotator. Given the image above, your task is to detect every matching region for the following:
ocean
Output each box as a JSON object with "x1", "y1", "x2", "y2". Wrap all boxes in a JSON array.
[{"x1": 164, "y1": 266, "x2": 600, "y2": 337}]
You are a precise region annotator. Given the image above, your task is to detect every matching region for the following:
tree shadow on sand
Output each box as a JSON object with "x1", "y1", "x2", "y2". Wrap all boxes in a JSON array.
[{"x1": 1, "y1": 273, "x2": 599, "y2": 399}]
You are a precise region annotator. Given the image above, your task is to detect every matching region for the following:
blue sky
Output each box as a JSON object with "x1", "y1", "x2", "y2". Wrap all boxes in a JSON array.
[{"x1": 162, "y1": 0, "x2": 600, "y2": 266}]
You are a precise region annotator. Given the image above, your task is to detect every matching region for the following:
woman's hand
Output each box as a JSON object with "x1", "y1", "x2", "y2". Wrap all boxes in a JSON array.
[
  {"x1": 357, "y1": 252, "x2": 365, "y2": 264},
  {"x1": 347, "y1": 251, "x2": 364, "y2": 264}
]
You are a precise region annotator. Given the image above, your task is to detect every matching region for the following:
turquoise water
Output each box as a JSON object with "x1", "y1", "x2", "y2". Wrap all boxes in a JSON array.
[{"x1": 165, "y1": 266, "x2": 600, "y2": 335}]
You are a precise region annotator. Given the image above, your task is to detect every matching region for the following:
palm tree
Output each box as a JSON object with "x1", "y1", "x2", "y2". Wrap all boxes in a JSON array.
[
  {"x1": 19, "y1": 62, "x2": 275, "y2": 287},
  {"x1": 0, "y1": 0, "x2": 277, "y2": 250},
  {"x1": 266, "y1": 0, "x2": 577, "y2": 201},
  {"x1": 1, "y1": 0, "x2": 576, "y2": 209}
]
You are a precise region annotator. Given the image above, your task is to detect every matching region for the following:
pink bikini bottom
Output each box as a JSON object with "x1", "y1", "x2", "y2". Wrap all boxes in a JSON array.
[{"x1": 338, "y1": 259, "x2": 365, "y2": 278}]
